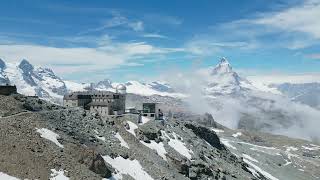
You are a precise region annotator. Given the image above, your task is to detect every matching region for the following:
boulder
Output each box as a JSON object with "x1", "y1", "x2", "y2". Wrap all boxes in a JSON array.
[{"x1": 184, "y1": 123, "x2": 225, "y2": 151}]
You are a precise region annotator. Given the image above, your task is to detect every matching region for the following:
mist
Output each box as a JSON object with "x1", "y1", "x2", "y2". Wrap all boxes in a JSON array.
[{"x1": 160, "y1": 67, "x2": 320, "y2": 143}]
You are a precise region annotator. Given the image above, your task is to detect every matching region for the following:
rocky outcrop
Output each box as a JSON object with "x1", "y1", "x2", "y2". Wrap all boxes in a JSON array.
[
  {"x1": 137, "y1": 122, "x2": 162, "y2": 142},
  {"x1": 76, "y1": 147, "x2": 112, "y2": 178},
  {"x1": 18, "y1": 59, "x2": 37, "y2": 86},
  {"x1": 184, "y1": 123, "x2": 226, "y2": 151},
  {"x1": 0, "y1": 59, "x2": 9, "y2": 85}
]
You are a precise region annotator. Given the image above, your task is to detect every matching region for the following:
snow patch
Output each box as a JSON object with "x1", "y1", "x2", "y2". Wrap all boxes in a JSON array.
[
  {"x1": 50, "y1": 169, "x2": 69, "y2": 180},
  {"x1": 95, "y1": 135, "x2": 106, "y2": 142},
  {"x1": 114, "y1": 133, "x2": 130, "y2": 149},
  {"x1": 0, "y1": 172, "x2": 19, "y2": 180},
  {"x1": 243, "y1": 159, "x2": 279, "y2": 180},
  {"x1": 232, "y1": 132, "x2": 242, "y2": 138},
  {"x1": 242, "y1": 154, "x2": 258, "y2": 163},
  {"x1": 126, "y1": 121, "x2": 138, "y2": 137},
  {"x1": 102, "y1": 156, "x2": 154, "y2": 180},
  {"x1": 302, "y1": 145, "x2": 320, "y2": 151},
  {"x1": 285, "y1": 146, "x2": 299, "y2": 160},
  {"x1": 211, "y1": 128, "x2": 224, "y2": 133},
  {"x1": 141, "y1": 140, "x2": 167, "y2": 160},
  {"x1": 162, "y1": 131, "x2": 193, "y2": 159},
  {"x1": 246, "y1": 166, "x2": 261, "y2": 179},
  {"x1": 140, "y1": 116, "x2": 151, "y2": 125},
  {"x1": 36, "y1": 128, "x2": 63, "y2": 148},
  {"x1": 220, "y1": 139, "x2": 237, "y2": 150}
]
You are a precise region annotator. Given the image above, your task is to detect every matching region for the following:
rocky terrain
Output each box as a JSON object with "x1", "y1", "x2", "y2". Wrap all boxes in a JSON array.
[
  {"x1": 0, "y1": 94, "x2": 254, "y2": 180},
  {"x1": 0, "y1": 94, "x2": 319, "y2": 180}
]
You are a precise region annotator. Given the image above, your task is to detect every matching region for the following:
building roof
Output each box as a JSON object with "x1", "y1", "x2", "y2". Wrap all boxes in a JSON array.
[
  {"x1": 63, "y1": 90, "x2": 124, "y2": 100},
  {"x1": 63, "y1": 93, "x2": 79, "y2": 100},
  {"x1": 87, "y1": 101, "x2": 110, "y2": 107}
]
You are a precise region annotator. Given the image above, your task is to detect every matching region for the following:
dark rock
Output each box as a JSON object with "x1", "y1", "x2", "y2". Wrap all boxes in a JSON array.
[
  {"x1": 89, "y1": 154, "x2": 112, "y2": 178},
  {"x1": 138, "y1": 123, "x2": 161, "y2": 141},
  {"x1": 184, "y1": 123, "x2": 225, "y2": 151},
  {"x1": 167, "y1": 155, "x2": 189, "y2": 176},
  {"x1": 77, "y1": 147, "x2": 112, "y2": 178},
  {"x1": 0, "y1": 58, "x2": 5, "y2": 69}
]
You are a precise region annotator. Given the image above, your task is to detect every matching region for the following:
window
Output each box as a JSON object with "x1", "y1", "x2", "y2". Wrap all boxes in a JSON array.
[
  {"x1": 143, "y1": 114, "x2": 148, "y2": 116},
  {"x1": 150, "y1": 114, "x2": 155, "y2": 117},
  {"x1": 143, "y1": 103, "x2": 156, "y2": 113}
]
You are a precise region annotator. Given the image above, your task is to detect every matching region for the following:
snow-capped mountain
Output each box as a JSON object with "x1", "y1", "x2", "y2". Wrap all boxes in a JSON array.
[
  {"x1": 0, "y1": 59, "x2": 183, "y2": 103},
  {"x1": 94, "y1": 79, "x2": 113, "y2": 90},
  {"x1": 200, "y1": 58, "x2": 320, "y2": 142},
  {"x1": 204, "y1": 58, "x2": 254, "y2": 96},
  {"x1": 123, "y1": 81, "x2": 183, "y2": 97},
  {"x1": 64, "y1": 79, "x2": 183, "y2": 97},
  {"x1": 1, "y1": 59, "x2": 67, "y2": 103}
]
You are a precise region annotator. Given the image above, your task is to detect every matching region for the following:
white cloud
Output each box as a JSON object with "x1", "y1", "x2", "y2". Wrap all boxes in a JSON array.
[
  {"x1": 79, "y1": 12, "x2": 145, "y2": 35},
  {"x1": 247, "y1": 73, "x2": 320, "y2": 84},
  {"x1": 252, "y1": 0, "x2": 320, "y2": 39},
  {"x1": 184, "y1": 38, "x2": 258, "y2": 56},
  {"x1": 142, "y1": 33, "x2": 168, "y2": 39},
  {"x1": 0, "y1": 41, "x2": 181, "y2": 77},
  {"x1": 224, "y1": 0, "x2": 320, "y2": 50},
  {"x1": 128, "y1": 21, "x2": 144, "y2": 31}
]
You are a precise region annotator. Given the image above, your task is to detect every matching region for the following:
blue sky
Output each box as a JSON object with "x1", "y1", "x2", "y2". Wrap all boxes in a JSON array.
[{"x1": 0, "y1": 0, "x2": 319, "y2": 82}]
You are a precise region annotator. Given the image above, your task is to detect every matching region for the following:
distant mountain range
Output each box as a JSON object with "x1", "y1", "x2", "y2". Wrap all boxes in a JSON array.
[
  {"x1": 0, "y1": 58, "x2": 183, "y2": 104},
  {"x1": 1, "y1": 57, "x2": 320, "y2": 142}
]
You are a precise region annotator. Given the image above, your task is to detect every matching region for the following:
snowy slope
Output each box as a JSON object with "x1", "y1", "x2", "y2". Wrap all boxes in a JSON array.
[
  {"x1": 122, "y1": 81, "x2": 185, "y2": 98},
  {"x1": 1, "y1": 59, "x2": 67, "y2": 103},
  {"x1": 64, "y1": 81, "x2": 89, "y2": 92}
]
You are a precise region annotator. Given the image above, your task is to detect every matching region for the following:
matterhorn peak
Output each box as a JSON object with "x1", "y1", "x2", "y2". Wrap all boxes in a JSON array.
[
  {"x1": 220, "y1": 57, "x2": 230, "y2": 64},
  {"x1": 211, "y1": 57, "x2": 233, "y2": 75}
]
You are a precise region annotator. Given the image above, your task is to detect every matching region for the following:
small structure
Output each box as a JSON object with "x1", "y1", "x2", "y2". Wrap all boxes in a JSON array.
[
  {"x1": 141, "y1": 103, "x2": 163, "y2": 120},
  {"x1": 125, "y1": 107, "x2": 139, "y2": 114},
  {"x1": 63, "y1": 84, "x2": 126, "y2": 116},
  {"x1": 0, "y1": 84, "x2": 17, "y2": 95}
]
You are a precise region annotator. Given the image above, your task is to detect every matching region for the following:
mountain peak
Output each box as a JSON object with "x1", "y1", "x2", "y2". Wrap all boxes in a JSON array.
[
  {"x1": 219, "y1": 57, "x2": 230, "y2": 65},
  {"x1": 94, "y1": 79, "x2": 113, "y2": 89},
  {"x1": 211, "y1": 57, "x2": 233, "y2": 75},
  {"x1": 0, "y1": 58, "x2": 5, "y2": 70},
  {"x1": 19, "y1": 59, "x2": 34, "y2": 72}
]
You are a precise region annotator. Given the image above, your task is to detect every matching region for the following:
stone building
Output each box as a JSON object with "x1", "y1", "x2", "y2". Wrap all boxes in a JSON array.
[
  {"x1": 63, "y1": 84, "x2": 126, "y2": 116},
  {"x1": 63, "y1": 92, "x2": 92, "y2": 108},
  {"x1": 0, "y1": 85, "x2": 17, "y2": 95}
]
